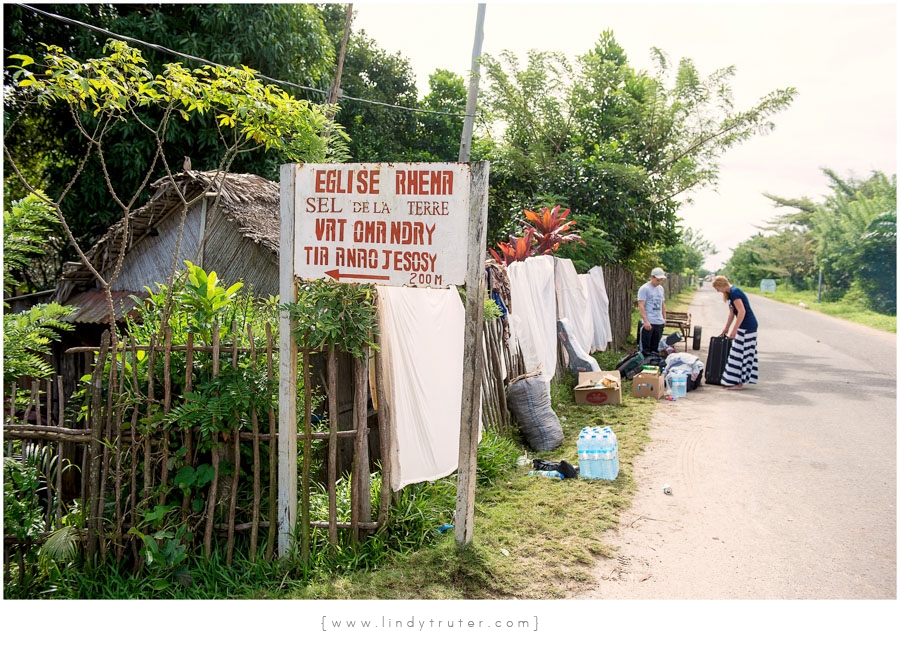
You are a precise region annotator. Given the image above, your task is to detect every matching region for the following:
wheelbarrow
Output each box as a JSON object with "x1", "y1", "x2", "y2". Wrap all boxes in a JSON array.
[
  {"x1": 665, "y1": 311, "x2": 702, "y2": 351},
  {"x1": 635, "y1": 310, "x2": 703, "y2": 352}
]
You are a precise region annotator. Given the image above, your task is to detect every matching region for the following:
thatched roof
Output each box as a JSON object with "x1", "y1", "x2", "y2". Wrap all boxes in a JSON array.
[{"x1": 53, "y1": 170, "x2": 279, "y2": 305}]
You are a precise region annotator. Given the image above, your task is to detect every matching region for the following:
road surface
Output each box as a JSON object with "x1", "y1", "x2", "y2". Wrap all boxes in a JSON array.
[{"x1": 571, "y1": 283, "x2": 896, "y2": 602}]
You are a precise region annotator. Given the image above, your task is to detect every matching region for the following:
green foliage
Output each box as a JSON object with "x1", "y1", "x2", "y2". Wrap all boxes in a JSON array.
[
  {"x1": 852, "y1": 211, "x2": 896, "y2": 314},
  {"x1": 727, "y1": 170, "x2": 896, "y2": 313},
  {"x1": 4, "y1": 36, "x2": 343, "y2": 263},
  {"x1": 812, "y1": 170, "x2": 896, "y2": 311},
  {"x1": 658, "y1": 227, "x2": 717, "y2": 278},
  {"x1": 3, "y1": 4, "x2": 339, "y2": 238},
  {"x1": 3, "y1": 302, "x2": 76, "y2": 383},
  {"x1": 174, "y1": 261, "x2": 243, "y2": 345},
  {"x1": 3, "y1": 454, "x2": 46, "y2": 542},
  {"x1": 478, "y1": 30, "x2": 796, "y2": 266},
  {"x1": 329, "y1": 28, "x2": 420, "y2": 162},
  {"x1": 415, "y1": 69, "x2": 468, "y2": 161},
  {"x1": 3, "y1": 191, "x2": 63, "y2": 294},
  {"x1": 128, "y1": 507, "x2": 192, "y2": 589},
  {"x1": 282, "y1": 280, "x2": 379, "y2": 358}
]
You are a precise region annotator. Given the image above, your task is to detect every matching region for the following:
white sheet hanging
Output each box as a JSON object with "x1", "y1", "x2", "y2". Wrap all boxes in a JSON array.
[
  {"x1": 376, "y1": 285, "x2": 469, "y2": 491},
  {"x1": 507, "y1": 255, "x2": 557, "y2": 380},
  {"x1": 555, "y1": 257, "x2": 595, "y2": 355},
  {"x1": 581, "y1": 266, "x2": 613, "y2": 352}
]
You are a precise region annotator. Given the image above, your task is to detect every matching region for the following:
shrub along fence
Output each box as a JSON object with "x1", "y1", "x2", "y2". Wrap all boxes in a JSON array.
[
  {"x1": 4, "y1": 323, "x2": 390, "y2": 580},
  {"x1": 4, "y1": 312, "x2": 524, "y2": 579}
]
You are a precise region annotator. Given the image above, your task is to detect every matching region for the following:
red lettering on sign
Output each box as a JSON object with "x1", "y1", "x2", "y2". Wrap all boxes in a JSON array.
[
  {"x1": 394, "y1": 170, "x2": 454, "y2": 195},
  {"x1": 314, "y1": 169, "x2": 380, "y2": 194}
]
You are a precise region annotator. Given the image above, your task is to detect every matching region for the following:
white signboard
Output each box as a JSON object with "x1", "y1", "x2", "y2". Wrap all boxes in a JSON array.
[{"x1": 291, "y1": 163, "x2": 470, "y2": 287}]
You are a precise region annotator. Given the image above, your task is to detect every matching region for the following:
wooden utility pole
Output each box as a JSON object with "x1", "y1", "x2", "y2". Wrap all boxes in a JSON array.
[
  {"x1": 277, "y1": 166, "x2": 298, "y2": 558},
  {"x1": 454, "y1": 160, "x2": 490, "y2": 547},
  {"x1": 454, "y1": 4, "x2": 488, "y2": 547},
  {"x1": 328, "y1": 4, "x2": 354, "y2": 105},
  {"x1": 458, "y1": 3, "x2": 486, "y2": 163}
]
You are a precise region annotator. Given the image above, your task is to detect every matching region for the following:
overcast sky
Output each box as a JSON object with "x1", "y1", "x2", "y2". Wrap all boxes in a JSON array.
[{"x1": 352, "y1": 0, "x2": 897, "y2": 271}]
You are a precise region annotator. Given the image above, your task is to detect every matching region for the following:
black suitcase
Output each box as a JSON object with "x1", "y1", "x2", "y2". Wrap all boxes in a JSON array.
[
  {"x1": 705, "y1": 336, "x2": 732, "y2": 385},
  {"x1": 616, "y1": 350, "x2": 645, "y2": 380}
]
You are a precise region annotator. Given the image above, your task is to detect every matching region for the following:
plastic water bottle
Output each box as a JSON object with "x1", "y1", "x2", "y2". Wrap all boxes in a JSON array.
[
  {"x1": 606, "y1": 430, "x2": 620, "y2": 479},
  {"x1": 577, "y1": 429, "x2": 592, "y2": 479},
  {"x1": 528, "y1": 470, "x2": 564, "y2": 479},
  {"x1": 673, "y1": 374, "x2": 687, "y2": 399},
  {"x1": 598, "y1": 431, "x2": 620, "y2": 480},
  {"x1": 665, "y1": 373, "x2": 678, "y2": 400}
]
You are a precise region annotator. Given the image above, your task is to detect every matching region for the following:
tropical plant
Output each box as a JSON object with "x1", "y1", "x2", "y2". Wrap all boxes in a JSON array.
[
  {"x1": 3, "y1": 191, "x2": 64, "y2": 295},
  {"x1": 489, "y1": 205, "x2": 584, "y2": 265},
  {"x1": 281, "y1": 279, "x2": 379, "y2": 358},
  {"x1": 3, "y1": 302, "x2": 76, "y2": 384},
  {"x1": 490, "y1": 228, "x2": 537, "y2": 265},
  {"x1": 525, "y1": 205, "x2": 585, "y2": 255}
]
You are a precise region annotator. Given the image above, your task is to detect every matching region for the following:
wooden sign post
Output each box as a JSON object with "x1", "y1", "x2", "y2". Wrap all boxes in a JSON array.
[{"x1": 278, "y1": 162, "x2": 489, "y2": 556}]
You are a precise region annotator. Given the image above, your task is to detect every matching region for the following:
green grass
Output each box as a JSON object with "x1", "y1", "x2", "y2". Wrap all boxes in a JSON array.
[{"x1": 744, "y1": 285, "x2": 896, "y2": 333}]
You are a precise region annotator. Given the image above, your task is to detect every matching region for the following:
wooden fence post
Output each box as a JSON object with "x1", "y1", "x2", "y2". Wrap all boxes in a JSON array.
[{"x1": 454, "y1": 160, "x2": 490, "y2": 546}]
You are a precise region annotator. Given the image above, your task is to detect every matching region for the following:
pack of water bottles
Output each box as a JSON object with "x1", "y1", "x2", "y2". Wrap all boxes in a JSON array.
[{"x1": 576, "y1": 426, "x2": 620, "y2": 480}]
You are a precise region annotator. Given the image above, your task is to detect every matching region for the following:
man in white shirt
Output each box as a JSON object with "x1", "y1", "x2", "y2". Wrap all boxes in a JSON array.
[{"x1": 638, "y1": 267, "x2": 667, "y2": 355}]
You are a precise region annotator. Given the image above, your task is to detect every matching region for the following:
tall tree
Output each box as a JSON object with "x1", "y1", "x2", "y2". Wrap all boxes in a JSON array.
[
  {"x1": 3, "y1": 3, "x2": 336, "y2": 249},
  {"x1": 478, "y1": 31, "x2": 796, "y2": 269},
  {"x1": 414, "y1": 69, "x2": 467, "y2": 162},
  {"x1": 327, "y1": 28, "x2": 420, "y2": 162},
  {"x1": 5, "y1": 39, "x2": 340, "y2": 332},
  {"x1": 812, "y1": 170, "x2": 896, "y2": 306}
]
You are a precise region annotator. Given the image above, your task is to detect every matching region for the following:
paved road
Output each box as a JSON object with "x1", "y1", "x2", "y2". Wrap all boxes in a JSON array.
[{"x1": 572, "y1": 283, "x2": 896, "y2": 600}]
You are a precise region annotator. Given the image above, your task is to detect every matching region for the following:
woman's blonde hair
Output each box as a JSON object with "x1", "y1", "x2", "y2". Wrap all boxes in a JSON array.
[{"x1": 712, "y1": 275, "x2": 731, "y2": 301}]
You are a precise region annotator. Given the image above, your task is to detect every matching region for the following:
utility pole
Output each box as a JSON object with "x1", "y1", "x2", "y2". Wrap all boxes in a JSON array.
[
  {"x1": 328, "y1": 4, "x2": 354, "y2": 106},
  {"x1": 458, "y1": 4, "x2": 486, "y2": 163},
  {"x1": 454, "y1": 4, "x2": 489, "y2": 549}
]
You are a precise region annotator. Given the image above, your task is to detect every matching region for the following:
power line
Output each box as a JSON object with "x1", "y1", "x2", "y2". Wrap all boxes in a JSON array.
[{"x1": 16, "y1": 3, "x2": 476, "y2": 119}]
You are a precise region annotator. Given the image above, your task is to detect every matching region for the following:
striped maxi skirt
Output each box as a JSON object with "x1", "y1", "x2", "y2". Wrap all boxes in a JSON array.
[{"x1": 721, "y1": 329, "x2": 759, "y2": 386}]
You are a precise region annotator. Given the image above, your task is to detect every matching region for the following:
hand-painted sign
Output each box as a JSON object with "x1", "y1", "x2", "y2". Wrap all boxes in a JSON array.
[{"x1": 291, "y1": 163, "x2": 470, "y2": 287}]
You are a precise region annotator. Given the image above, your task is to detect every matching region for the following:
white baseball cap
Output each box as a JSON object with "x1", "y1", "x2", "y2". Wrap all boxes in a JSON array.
[{"x1": 650, "y1": 267, "x2": 666, "y2": 279}]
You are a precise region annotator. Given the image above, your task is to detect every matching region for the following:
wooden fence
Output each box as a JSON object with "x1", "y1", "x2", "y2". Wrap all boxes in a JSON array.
[
  {"x1": 4, "y1": 313, "x2": 527, "y2": 571},
  {"x1": 4, "y1": 321, "x2": 391, "y2": 571}
]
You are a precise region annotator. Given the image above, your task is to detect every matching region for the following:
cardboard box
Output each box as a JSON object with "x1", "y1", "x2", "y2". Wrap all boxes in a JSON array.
[
  {"x1": 574, "y1": 371, "x2": 622, "y2": 405},
  {"x1": 632, "y1": 371, "x2": 665, "y2": 399}
]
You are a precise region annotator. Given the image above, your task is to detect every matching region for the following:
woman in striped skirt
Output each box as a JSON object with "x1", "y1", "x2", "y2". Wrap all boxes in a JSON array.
[{"x1": 711, "y1": 276, "x2": 758, "y2": 391}]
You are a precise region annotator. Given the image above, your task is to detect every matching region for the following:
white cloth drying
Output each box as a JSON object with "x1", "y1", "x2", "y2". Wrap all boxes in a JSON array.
[{"x1": 376, "y1": 285, "x2": 472, "y2": 491}]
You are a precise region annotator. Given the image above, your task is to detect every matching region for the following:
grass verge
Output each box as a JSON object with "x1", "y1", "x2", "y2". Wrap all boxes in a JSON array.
[{"x1": 743, "y1": 285, "x2": 896, "y2": 333}]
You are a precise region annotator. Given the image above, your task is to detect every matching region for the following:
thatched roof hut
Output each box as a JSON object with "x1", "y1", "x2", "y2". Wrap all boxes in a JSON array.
[{"x1": 53, "y1": 170, "x2": 281, "y2": 321}]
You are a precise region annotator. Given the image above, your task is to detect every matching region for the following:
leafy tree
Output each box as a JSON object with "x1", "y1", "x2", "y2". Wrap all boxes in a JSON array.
[
  {"x1": 327, "y1": 28, "x2": 420, "y2": 161},
  {"x1": 477, "y1": 31, "x2": 796, "y2": 269},
  {"x1": 5, "y1": 38, "x2": 342, "y2": 342},
  {"x1": 851, "y1": 210, "x2": 896, "y2": 314},
  {"x1": 658, "y1": 227, "x2": 717, "y2": 278},
  {"x1": 812, "y1": 170, "x2": 896, "y2": 307},
  {"x1": 3, "y1": 3, "x2": 337, "y2": 247},
  {"x1": 414, "y1": 69, "x2": 468, "y2": 162}
]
